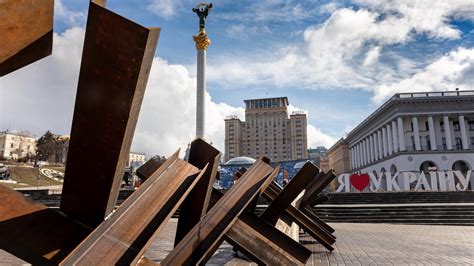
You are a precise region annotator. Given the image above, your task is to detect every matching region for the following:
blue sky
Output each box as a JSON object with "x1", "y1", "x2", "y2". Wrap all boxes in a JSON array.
[{"x1": 1, "y1": 0, "x2": 473, "y2": 157}]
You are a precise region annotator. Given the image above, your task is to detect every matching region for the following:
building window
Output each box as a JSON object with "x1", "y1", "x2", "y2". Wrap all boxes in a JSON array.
[
  {"x1": 455, "y1": 138, "x2": 462, "y2": 150},
  {"x1": 469, "y1": 121, "x2": 474, "y2": 131},
  {"x1": 440, "y1": 121, "x2": 444, "y2": 131},
  {"x1": 10, "y1": 143, "x2": 13, "y2": 148},
  {"x1": 453, "y1": 121, "x2": 460, "y2": 131},
  {"x1": 425, "y1": 121, "x2": 429, "y2": 131},
  {"x1": 442, "y1": 138, "x2": 447, "y2": 150}
]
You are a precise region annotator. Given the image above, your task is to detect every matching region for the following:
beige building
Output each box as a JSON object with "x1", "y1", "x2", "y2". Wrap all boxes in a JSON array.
[
  {"x1": 224, "y1": 97, "x2": 308, "y2": 162},
  {"x1": 0, "y1": 130, "x2": 36, "y2": 160},
  {"x1": 128, "y1": 152, "x2": 146, "y2": 167},
  {"x1": 327, "y1": 138, "x2": 351, "y2": 176}
]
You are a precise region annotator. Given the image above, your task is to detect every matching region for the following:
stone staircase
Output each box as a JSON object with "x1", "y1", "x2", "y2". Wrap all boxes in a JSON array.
[
  {"x1": 17, "y1": 189, "x2": 474, "y2": 225},
  {"x1": 313, "y1": 191, "x2": 474, "y2": 226}
]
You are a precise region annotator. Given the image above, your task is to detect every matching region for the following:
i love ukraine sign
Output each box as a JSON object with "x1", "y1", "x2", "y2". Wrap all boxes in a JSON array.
[{"x1": 336, "y1": 170, "x2": 472, "y2": 192}]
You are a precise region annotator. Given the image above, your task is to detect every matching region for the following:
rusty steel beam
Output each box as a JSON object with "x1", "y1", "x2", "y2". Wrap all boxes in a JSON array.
[
  {"x1": 174, "y1": 138, "x2": 221, "y2": 246},
  {"x1": 0, "y1": 0, "x2": 54, "y2": 76},
  {"x1": 261, "y1": 162, "x2": 319, "y2": 225},
  {"x1": 60, "y1": 2, "x2": 160, "y2": 227},
  {"x1": 208, "y1": 189, "x2": 311, "y2": 265},
  {"x1": 60, "y1": 151, "x2": 208, "y2": 265},
  {"x1": 161, "y1": 160, "x2": 276, "y2": 265},
  {"x1": 136, "y1": 156, "x2": 166, "y2": 181},
  {"x1": 300, "y1": 170, "x2": 336, "y2": 208},
  {"x1": 302, "y1": 205, "x2": 335, "y2": 235},
  {"x1": 0, "y1": 185, "x2": 90, "y2": 265},
  {"x1": 263, "y1": 183, "x2": 336, "y2": 251}
]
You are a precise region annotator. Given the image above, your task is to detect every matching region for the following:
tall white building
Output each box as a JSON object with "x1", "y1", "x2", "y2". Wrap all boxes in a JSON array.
[
  {"x1": 346, "y1": 91, "x2": 474, "y2": 175},
  {"x1": 224, "y1": 97, "x2": 308, "y2": 162}
]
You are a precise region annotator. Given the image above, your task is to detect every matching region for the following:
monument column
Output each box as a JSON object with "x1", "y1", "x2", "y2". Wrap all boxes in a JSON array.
[{"x1": 193, "y1": 4, "x2": 212, "y2": 139}]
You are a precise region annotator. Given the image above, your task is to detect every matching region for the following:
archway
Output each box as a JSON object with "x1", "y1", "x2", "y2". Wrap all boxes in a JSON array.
[
  {"x1": 419, "y1": 161, "x2": 437, "y2": 174},
  {"x1": 451, "y1": 160, "x2": 472, "y2": 190}
]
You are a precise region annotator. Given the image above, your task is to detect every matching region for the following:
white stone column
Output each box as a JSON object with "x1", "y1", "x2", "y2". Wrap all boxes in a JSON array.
[
  {"x1": 362, "y1": 140, "x2": 367, "y2": 166},
  {"x1": 349, "y1": 147, "x2": 353, "y2": 169},
  {"x1": 373, "y1": 133, "x2": 379, "y2": 160},
  {"x1": 377, "y1": 130, "x2": 383, "y2": 158},
  {"x1": 387, "y1": 124, "x2": 393, "y2": 155},
  {"x1": 427, "y1": 116, "x2": 437, "y2": 150},
  {"x1": 391, "y1": 121, "x2": 399, "y2": 152},
  {"x1": 369, "y1": 135, "x2": 374, "y2": 163},
  {"x1": 412, "y1": 116, "x2": 421, "y2": 151},
  {"x1": 352, "y1": 147, "x2": 356, "y2": 169},
  {"x1": 354, "y1": 144, "x2": 359, "y2": 168},
  {"x1": 397, "y1": 117, "x2": 406, "y2": 151},
  {"x1": 196, "y1": 48, "x2": 206, "y2": 139},
  {"x1": 382, "y1": 127, "x2": 388, "y2": 157},
  {"x1": 357, "y1": 143, "x2": 362, "y2": 168},
  {"x1": 443, "y1": 115, "x2": 453, "y2": 150},
  {"x1": 365, "y1": 139, "x2": 370, "y2": 164},
  {"x1": 459, "y1": 115, "x2": 469, "y2": 150}
]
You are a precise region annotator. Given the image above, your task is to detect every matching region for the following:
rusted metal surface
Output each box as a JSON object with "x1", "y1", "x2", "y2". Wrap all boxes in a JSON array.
[
  {"x1": 60, "y1": 152, "x2": 207, "y2": 265},
  {"x1": 136, "y1": 156, "x2": 166, "y2": 181},
  {"x1": 0, "y1": 185, "x2": 90, "y2": 265},
  {"x1": 300, "y1": 170, "x2": 336, "y2": 207},
  {"x1": 302, "y1": 205, "x2": 336, "y2": 235},
  {"x1": 174, "y1": 138, "x2": 221, "y2": 246},
  {"x1": 263, "y1": 183, "x2": 336, "y2": 251},
  {"x1": 261, "y1": 162, "x2": 319, "y2": 225},
  {"x1": 0, "y1": 0, "x2": 54, "y2": 76},
  {"x1": 161, "y1": 159, "x2": 276, "y2": 265},
  {"x1": 208, "y1": 189, "x2": 311, "y2": 265},
  {"x1": 60, "y1": 1, "x2": 160, "y2": 227}
]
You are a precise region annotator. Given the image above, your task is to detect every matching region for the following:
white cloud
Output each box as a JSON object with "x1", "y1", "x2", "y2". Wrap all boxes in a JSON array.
[
  {"x1": 55, "y1": 0, "x2": 86, "y2": 28},
  {"x1": 147, "y1": 0, "x2": 182, "y2": 19},
  {"x1": 207, "y1": 1, "x2": 474, "y2": 96},
  {"x1": 0, "y1": 25, "x2": 333, "y2": 159},
  {"x1": 372, "y1": 47, "x2": 474, "y2": 103},
  {"x1": 363, "y1": 46, "x2": 381, "y2": 66}
]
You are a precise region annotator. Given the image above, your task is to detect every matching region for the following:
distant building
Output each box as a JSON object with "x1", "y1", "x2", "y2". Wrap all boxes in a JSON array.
[
  {"x1": 319, "y1": 157, "x2": 330, "y2": 173},
  {"x1": 224, "y1": 97, "x2": 308, "y2": 162},
  {"x1": 346, "y1": 90, "x2": 474, "y2": 176},
  {"x1": 327, "y1": 138, "x2": 350, "y2": 176},
  {"x1": 308, "y1": 146, "x2": 328, "y2": 167},
  {"x1": 0, "y1": 130, "x2": 36, "y2": 160},
  {"x1": 128, "y1": 152, "x2": 146, "y2": 168},
  {"x1": 308, "y1": 146, "x2": 328, "y2": 159}
]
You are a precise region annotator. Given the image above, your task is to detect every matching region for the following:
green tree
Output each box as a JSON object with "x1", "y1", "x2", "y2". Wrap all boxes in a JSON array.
[{"x1": 36, "y1": 131, "x2": 58, "y2": 162}]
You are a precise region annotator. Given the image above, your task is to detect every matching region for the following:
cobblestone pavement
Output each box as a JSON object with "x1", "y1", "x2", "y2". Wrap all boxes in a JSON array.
[{"x1": 2, "y1": 219, "x2": 473, "y2": 265}]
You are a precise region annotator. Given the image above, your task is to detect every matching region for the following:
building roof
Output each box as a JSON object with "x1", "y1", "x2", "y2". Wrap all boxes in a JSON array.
[
  {"x1": 225, "y1": 156, "x2": 256, "y2": 165},
  {"x1": 244, "y1": 96, "x2": 289, "y2": 105},
  {"x1": 0, "y1": 130, "x2": 35, "y2": 138},
  {"x1": 345, "y1": 90, "x2": 474, "y2": 143}
]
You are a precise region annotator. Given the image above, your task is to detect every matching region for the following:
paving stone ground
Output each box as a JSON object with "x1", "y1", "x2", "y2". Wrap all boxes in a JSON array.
[{"x1": 1, "y1": 219, "x2": 473, "y2": 265}]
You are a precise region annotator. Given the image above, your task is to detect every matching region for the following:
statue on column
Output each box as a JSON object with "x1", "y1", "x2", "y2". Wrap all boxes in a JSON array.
[{"x1": 193, "y1": 3, "x2": 213, "y2": 31}]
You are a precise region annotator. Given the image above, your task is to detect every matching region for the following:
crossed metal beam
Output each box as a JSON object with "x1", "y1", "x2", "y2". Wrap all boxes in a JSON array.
[{"x1": 0, "y1": 1, "x2": 338, "y2": 264}]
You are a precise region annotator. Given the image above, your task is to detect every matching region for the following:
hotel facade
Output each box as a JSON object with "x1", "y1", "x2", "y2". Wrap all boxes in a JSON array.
[
  {"x1": 345, "y1": 91, "x2": 474, "y2": 176},
  {"x1": 224, "y1": 97, "x2": 308, "y2": 162}
]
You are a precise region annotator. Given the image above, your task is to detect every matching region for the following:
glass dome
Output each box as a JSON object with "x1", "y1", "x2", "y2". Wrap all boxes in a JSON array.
[{"x1": 225, "y1": 156, "x2": 256, "y2": 165}]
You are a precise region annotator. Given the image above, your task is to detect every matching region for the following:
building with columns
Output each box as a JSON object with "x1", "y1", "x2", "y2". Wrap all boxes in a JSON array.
[
  {"x1": 346, "y1": 90, "x2": 474, "y2": 176},
  {"x1": 224, "y1": 97, "x2": 308, "y2": 162}
]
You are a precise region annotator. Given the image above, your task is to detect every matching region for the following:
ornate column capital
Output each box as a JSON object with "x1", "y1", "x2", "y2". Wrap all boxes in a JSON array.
[{"x1": 193, "y1": 29, "x2": 211, "y2": 50}]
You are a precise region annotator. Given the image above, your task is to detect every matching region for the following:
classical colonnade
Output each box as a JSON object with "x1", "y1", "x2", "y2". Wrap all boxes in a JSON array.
[{"x1": 350, "y1": 114, "x2": 471, "y2": 170}]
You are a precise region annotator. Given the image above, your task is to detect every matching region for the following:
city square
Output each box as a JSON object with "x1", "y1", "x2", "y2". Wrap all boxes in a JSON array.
[{"x1": 1, "y1": 0, "x2": 473, "y2": 265}]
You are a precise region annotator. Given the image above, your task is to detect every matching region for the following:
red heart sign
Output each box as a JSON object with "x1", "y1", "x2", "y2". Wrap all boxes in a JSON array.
[{"x1": 350, "y1": 174, "x2": 370, "y2": 191}]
